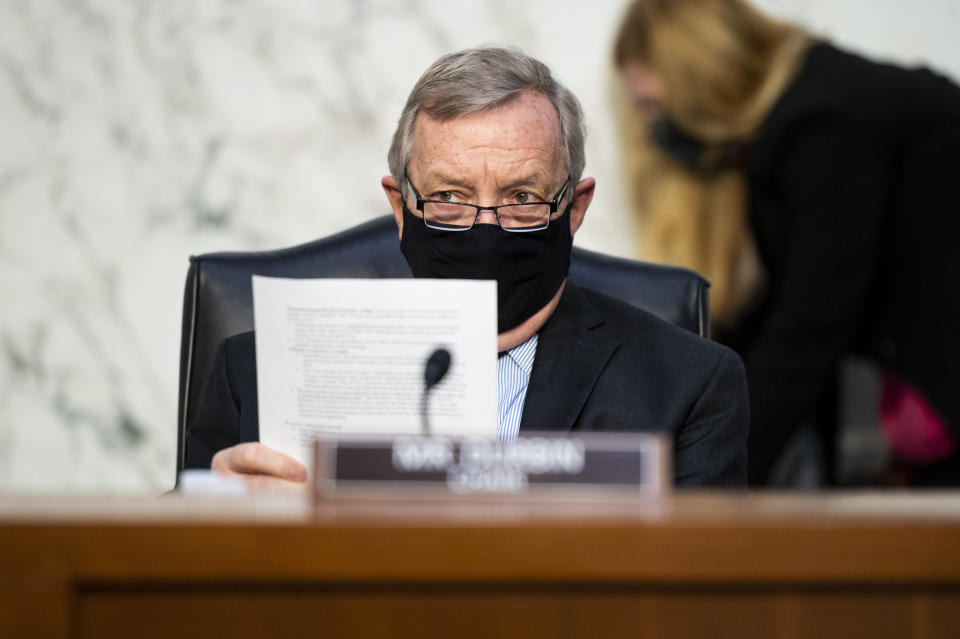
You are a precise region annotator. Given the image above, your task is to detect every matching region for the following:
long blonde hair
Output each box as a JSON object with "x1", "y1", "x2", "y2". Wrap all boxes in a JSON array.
[{"x1": 614, "y1": 0, "x2": 810, "y2": 326}]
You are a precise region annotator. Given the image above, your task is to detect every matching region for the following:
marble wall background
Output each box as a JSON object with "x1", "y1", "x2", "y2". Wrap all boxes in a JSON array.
[{"x1": 1, "y1": 0, "x2": 958, "y2": 494}]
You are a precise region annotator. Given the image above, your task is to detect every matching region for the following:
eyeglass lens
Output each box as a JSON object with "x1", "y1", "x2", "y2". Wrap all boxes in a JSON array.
[{"x1": 423, "y1": 202, "x2": 551, "y2": 231}]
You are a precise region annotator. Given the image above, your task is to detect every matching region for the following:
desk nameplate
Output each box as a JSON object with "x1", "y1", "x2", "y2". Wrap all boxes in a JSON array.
[{"x1": 313, "y1": 433, "x2": 670, "y2": 502}]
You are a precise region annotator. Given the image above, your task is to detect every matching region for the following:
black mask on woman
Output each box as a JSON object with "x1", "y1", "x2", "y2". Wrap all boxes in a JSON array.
[
  {"x1": 400, "y1": 202, "x2": 573, "y2": 333},
  {"x1": 648, "y1": 117, "x2": 707, "y2": 170},
  {"x1": 648, "y1": 116, "x2": 747, "y2": 172}
]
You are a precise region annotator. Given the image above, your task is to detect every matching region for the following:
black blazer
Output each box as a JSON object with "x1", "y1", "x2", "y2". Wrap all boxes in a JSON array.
[
  {"x1": 185, "y1": 283, "x2": 748, "y2": 487},
  {"x1": 740, "y1": 44, "x2": 960, "y2": 482}
]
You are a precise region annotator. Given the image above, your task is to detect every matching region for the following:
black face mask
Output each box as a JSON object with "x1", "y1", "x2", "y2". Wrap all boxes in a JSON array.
[
  {"x1": 648, "y1": 117, "x2": 708, "y2": 170},
  {"x1": 400, "y1": 202, "x2": 573, "y2": 333},
  {"x1": 648, "y1": 117, "x2": 747, "y2": 173}
]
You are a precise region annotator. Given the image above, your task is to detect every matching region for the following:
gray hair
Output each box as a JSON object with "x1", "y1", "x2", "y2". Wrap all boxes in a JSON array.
[{"x1": 387, "y1": 47, "x2": 586, "y2": 199}]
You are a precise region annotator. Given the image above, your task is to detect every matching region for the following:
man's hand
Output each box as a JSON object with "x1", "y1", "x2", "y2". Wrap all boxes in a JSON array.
[{"x1": 211, "y1": 442, "x2": 308, "y2": 493}]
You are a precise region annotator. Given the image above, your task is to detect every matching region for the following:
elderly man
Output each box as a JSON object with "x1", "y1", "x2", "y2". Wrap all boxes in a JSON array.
[{"x1": 185, "y1": 47, "x2": 749, "y2": 489}]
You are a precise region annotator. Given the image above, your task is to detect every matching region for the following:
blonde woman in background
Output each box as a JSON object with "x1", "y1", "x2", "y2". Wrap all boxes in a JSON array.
[{"x1": 614, "y1": 0, "x2": 960, "y2": 485}]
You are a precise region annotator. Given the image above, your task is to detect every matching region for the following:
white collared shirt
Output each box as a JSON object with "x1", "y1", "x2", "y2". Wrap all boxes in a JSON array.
[{"x1": 497, "y1": 333, "x2": 538, "y2": 439}]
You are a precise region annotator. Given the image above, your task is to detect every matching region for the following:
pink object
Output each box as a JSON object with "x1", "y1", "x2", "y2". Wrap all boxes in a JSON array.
[{"x1": 880, "y1": 372, "x2": 957, "y2": 464}]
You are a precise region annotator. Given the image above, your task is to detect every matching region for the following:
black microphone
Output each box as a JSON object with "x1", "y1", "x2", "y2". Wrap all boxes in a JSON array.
[{"x1": 421, "y1": 348, "x2": 452, "y2": 437}]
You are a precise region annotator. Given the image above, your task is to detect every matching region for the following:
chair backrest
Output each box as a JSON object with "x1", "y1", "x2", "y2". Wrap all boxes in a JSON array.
[{"x1": 177, "y1": 215, "x2": 710, "y2": 477}]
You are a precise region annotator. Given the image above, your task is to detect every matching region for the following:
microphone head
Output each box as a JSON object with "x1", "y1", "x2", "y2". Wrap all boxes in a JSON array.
[{"x1": 424, "y1": 348, "x2": 452, "y2": 389}]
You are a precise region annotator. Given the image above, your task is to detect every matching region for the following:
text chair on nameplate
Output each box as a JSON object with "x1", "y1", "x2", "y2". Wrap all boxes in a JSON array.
[{"x1": 176, "y1": 214, "x2": 711, "y2": 481}]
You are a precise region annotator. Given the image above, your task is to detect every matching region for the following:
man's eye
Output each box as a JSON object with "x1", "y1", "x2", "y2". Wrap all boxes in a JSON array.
[
  {"x1": 436, "y1": 192, "x2": 455, "y2": 202},
  {"x1": 515, "y1": 192, "x2": 533, "y2": 204}
]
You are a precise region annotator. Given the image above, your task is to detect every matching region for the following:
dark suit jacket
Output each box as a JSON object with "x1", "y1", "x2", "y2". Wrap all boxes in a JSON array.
[{"x1": 185, "y1": 283, "x2": 749, "y2": 487}]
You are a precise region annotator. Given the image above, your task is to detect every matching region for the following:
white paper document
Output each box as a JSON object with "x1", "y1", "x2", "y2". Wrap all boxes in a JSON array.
[{"x1": 253, "y1": 277, "x2": 498, "y2": 469}]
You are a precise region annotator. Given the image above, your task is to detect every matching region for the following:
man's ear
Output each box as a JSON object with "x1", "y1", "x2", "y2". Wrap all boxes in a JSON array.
[
  {"x1": 381, "y1": 175, "x2": 405, "y2": 238},
  {"x1": 568, "y1": 178, "x2": 595, "y2": 236}
]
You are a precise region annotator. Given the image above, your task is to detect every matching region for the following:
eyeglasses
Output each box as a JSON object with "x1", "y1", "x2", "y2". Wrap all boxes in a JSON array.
[{"x1": 405, "y1": 172, "x2": 570, "y2": 232}]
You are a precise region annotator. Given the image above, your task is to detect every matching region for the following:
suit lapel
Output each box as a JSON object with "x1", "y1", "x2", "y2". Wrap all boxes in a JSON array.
[{"x1": 519, "y1": 283, "x2": 619, "y2": 433}]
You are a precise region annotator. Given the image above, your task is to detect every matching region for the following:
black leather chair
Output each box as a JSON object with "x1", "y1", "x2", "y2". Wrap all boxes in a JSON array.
[{"x1": 177, "y1": 214, "x2": 710, "y2": 479}]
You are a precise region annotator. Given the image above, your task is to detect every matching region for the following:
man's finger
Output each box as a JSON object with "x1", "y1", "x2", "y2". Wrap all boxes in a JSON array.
[{"x1": 212, "y1": 443, "x2": 307, "y2": 482}]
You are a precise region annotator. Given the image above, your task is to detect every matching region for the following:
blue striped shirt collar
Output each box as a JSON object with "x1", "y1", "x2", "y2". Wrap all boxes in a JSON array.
[{"x1": 503, "y1": 333, "x2": 538, "y2": 375}]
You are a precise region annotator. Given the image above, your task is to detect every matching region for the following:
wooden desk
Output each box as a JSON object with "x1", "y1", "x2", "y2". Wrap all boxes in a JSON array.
[{"x1": 2, "y1": 492, "x2": 960, "y2": 638}]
